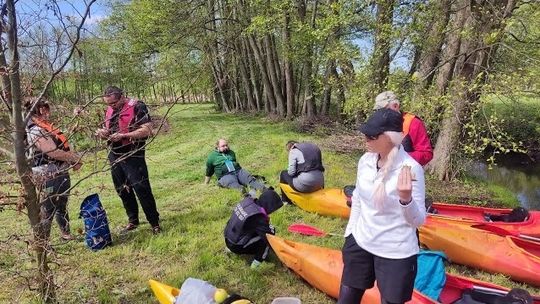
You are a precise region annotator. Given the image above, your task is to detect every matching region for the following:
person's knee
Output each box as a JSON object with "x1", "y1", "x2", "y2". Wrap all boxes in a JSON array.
[{"x1": 337, "y1": 285, "x2": 365, "y2": 304}]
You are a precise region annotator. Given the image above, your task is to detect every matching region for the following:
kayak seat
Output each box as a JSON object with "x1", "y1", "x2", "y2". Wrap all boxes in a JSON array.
[
  {"x1": 484, "y1": 207, "x2": 530, "y2": 223},
  {"x1": 452, "y1": 288, "x2": 533, "y2": 304},
  {"x1": 452, "y1": 289, "x2": 505, "y2": 304}
]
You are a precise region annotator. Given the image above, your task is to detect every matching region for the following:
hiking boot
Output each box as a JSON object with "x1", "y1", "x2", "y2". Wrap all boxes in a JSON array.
[
  {"x1": 151, "y1": 225, "x2": 162, "y2": 235},
  {"x1": 122, "y1": 222, "x2": 139, "y2": 233},
  {"x1": 61, "y1": 233, "x2": 74, "y2": 241}
]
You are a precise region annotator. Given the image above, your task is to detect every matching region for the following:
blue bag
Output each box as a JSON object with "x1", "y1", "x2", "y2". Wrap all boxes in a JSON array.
[{"x1": 80, "y1": 193, "x2": 112, "y2": 250}]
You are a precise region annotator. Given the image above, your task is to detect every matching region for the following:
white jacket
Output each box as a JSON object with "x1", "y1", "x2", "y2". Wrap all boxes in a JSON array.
[{"x1": 345, "y1": 147, "x2": 426, "y2": 259}]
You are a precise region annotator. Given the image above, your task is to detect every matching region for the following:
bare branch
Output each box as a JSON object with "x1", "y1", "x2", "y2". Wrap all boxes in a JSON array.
[{"x1": 23, "y1": 0, "x2": 97, "y2": 124}]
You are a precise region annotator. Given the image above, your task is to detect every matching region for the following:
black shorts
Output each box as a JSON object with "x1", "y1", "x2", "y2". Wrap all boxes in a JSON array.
[{"x1": 341, "y1": 235, "x2": 417, "y2": 303}]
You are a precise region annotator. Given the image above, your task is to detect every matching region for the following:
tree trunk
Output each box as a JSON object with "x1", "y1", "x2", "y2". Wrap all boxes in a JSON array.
[
  {"x1": 414, "y1": 0, "x2": 452, "y2": 88},
  {"x1": 434, "y1": 0, "x2": 468, "y2": 94},
  {"x1": 283, "y1": 12, "x2": 295, "y2": 119},
  {"x1": 237, "y1": 42, "x2": 257, "y2": 112},
  {"x1": 297, "y1": 0, "x2": 318, "y2": 118},
  {"x1": 263, "y1": 34, "x2": 285, "y2": 116},
  {"x1": 320, "y1": 59, "x2": 335, "y2": 116},
  {"x1": 6, "y1": 0, "x2": 55, "y2": 301},
  {"x1": 371, "y1": 0, "x2": 395, "y2": 93},
  {"x1": 428, "y1": 0, "x2": 518, "y2": 180},
  {"x1": 248, "y1": 35, "x2": 276, "y2": 113},
  {"x1": 243, "y1": 38, "x2": 262, "y2": 112}
]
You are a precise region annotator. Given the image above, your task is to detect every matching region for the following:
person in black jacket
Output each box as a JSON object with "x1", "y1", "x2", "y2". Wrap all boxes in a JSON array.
[{"x1": 224, "y1": 188, "x2": 283, "y2": 269}]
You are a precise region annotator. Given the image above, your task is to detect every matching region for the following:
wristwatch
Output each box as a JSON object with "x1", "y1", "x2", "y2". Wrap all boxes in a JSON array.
[{"x1": 399, "y1": 198, "x2": 413, "y2": 206}]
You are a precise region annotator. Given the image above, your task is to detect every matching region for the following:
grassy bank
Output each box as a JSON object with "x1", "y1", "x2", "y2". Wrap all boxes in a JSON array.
[{"x1": 0, "y1": 103, "x2": 536, "y2": 303}]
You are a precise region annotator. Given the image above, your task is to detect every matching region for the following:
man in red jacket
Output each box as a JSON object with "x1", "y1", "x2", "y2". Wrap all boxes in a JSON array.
[{"x1": 374, "y1": 91, "x2": 433, "y2": 166}]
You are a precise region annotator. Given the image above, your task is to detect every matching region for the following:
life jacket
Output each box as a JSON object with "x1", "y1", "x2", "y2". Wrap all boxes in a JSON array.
[
  {"x1": 104, "y1": 99, "x2": 137, "y2": 146},
  {"x1": 402, "y1": 112, "x2": 416, "y2": 135},
  {"x1": 224, "y1": 197, "x2": 266, "y2": 246},
  {"x1": 402, "y1": 112, "x2": 416, "y2": 152},
  {"x1": 28, "y1": 117, "x2": 70, "y2": 167},
  {"x1": 293, "y1": 142, "x2": 325, "y2": 175}
]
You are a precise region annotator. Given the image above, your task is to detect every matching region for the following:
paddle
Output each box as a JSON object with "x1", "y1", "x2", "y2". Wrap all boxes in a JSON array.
[
  {"x1": 471, "y1": 224, "x2": 540, "y2": 243},
  {"x1": 288, "y1": 223, "x2": 340, "y2": 237}
]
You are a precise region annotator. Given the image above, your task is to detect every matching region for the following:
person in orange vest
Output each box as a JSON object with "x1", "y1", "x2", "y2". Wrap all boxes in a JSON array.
[
  {"x1": 95, "y1": 86, "x2": 161, "y2": 234},
  {"x1": 374, "y1": 91, "x2": 433, "y2": 166},
  {"x1": 25, "y1": 99, "x2": 83, "y2": 241}
]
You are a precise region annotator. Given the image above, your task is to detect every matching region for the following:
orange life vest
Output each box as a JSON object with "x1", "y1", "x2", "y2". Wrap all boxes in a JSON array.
[
  {"x1": 402, "y1": 112, "x2": 416, "y2": 135},
  {"x1": 31, "y1": 117, "x2": 70, "y2": 151}
]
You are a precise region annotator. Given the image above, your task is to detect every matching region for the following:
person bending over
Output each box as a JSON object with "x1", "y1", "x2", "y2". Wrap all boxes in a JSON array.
[{"x1": 224, "y1": 188, "x2": 283, "y2": 269}]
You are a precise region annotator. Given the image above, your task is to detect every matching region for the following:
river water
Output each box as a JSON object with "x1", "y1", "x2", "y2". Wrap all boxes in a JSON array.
[{"x1": 468, "y1": 159, "x2": 540, "y2": 210}]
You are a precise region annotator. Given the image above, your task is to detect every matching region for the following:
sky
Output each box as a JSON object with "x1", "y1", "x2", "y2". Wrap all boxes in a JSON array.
[{"x1": 19, "y1": 0, "x2": 108, "y2": 27}]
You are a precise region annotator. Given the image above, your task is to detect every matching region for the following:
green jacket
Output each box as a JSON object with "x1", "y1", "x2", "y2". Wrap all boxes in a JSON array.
[{"x1": 205, "y1": 149, "x2": 242, "y2": 180}]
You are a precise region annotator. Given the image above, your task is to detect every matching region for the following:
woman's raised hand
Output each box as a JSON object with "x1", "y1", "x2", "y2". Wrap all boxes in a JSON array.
[{"x1": 397, "y1": 165, "x2": 413, "y2": 203}]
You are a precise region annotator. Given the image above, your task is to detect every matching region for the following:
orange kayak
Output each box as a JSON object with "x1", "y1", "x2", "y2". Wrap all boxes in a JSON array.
[
  {"x1": 267, "y1": 235, "x2": 540, "y2": 303},
  {"x1": 279, "y1": 183, "x2": 350, "y2": 218},
  {"x1": 281, "y1": 184, "x2": 540, "y2": 239},
  {"x1": 420, "y1": 216, "x2": 540, "y2": 287},
  {"x1": 429, "y1": 202, "x2": 540, "y2": 237}
]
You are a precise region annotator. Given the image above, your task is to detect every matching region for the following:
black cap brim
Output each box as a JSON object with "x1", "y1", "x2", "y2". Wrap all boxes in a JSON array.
[{"x1": 359, "y1": 123, "x2": 383, "y2": 137}]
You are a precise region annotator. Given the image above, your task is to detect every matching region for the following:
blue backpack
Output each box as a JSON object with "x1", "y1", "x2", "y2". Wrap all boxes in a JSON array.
[{"x1": 80, "y1": 194, "x2": 112, "y2": 250}]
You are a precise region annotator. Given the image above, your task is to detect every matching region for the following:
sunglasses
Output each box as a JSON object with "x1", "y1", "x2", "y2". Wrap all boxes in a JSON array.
[{"x1": 365, "y1": 134, "x2": 380, "y2": 141}]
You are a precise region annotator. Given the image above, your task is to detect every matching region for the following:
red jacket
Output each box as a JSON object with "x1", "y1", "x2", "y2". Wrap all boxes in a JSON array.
[{"x1": 402, "y1": 112, "x2": 433, "y2": 166}]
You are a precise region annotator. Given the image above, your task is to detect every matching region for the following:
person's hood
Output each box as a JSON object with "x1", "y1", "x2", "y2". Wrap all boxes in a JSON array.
[{"x1": 256, "y1": 187, "x2": 282, "y2": 214}]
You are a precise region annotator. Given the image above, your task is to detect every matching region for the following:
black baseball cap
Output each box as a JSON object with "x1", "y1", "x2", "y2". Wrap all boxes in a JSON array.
[{"x1": 359, "y1": 108, "x2": 403, "y2": 137}]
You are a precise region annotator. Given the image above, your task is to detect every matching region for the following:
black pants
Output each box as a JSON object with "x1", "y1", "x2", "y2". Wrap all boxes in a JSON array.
[
  {"x1": 109, "y1": 152, "x2": 159, "y2": 227},
  {"x1": 340, "y1": 235, "x2": 417, "y2": 304},
  {"x1": 39, "y1": 173, "x2": 71, "y2": 237},
  {"x1": 225, "y1": 238, "x2": 270, "y2": 262}
]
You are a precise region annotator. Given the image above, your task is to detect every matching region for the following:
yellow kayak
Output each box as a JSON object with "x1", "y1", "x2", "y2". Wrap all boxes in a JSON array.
[
  {"x1": 280, "y1": 183, "x2": 350, "y2": 218},
  {"x1": 148, "y1": 279, "x2": 251, "y2": 304},
  {"x1": 149, "y1": 280, "x2": 180, "y2": 304}
]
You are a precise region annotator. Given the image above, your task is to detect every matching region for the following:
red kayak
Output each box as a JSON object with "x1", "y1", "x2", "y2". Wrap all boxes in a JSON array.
[
  {"x1": 429, "y1": 202, "x2": 540, "y2": 238},
  {"x1": 267, "y1": 235, "x2": 540, "y2": 303},
  {"x1": 421, "y1": 216, "x2": 540, "y2": 287}
]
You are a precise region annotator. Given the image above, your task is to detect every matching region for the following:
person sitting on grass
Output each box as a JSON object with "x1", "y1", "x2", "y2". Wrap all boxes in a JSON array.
[
  {"x1": 204, "y1": 138, "x2": 266, "y2": 193},
  {"x1": 224, "y1": 187, "x2": 283, "y2": 269}
]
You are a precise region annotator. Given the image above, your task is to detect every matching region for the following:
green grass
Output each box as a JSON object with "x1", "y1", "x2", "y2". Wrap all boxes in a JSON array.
[{"x1": 0, "y1": 103, "x2": 538, "y2": 303}]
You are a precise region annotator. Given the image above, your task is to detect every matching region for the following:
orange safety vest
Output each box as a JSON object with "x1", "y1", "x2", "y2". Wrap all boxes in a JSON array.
[
  {"x1": 402, "y1": 112, "x2": 416, "y2": 136},
  {"x1": 31, "y1": 117, "x2": 70, "y2": 151}
]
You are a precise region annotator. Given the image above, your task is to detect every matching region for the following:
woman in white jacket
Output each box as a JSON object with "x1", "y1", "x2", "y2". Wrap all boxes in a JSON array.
[{"x1": 337, "y1": 108, "x2": 426, "y2": 304}]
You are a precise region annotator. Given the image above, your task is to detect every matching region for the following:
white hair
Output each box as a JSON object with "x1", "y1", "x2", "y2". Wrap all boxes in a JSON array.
[{"x1": 372, "y1": 131, "x2": 404, "y2": 210}]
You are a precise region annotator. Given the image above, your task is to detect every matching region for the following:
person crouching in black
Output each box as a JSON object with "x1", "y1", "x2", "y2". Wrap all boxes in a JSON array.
[{"x1": 224, "y1": 188, "x2": 283, "y2": 269}]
